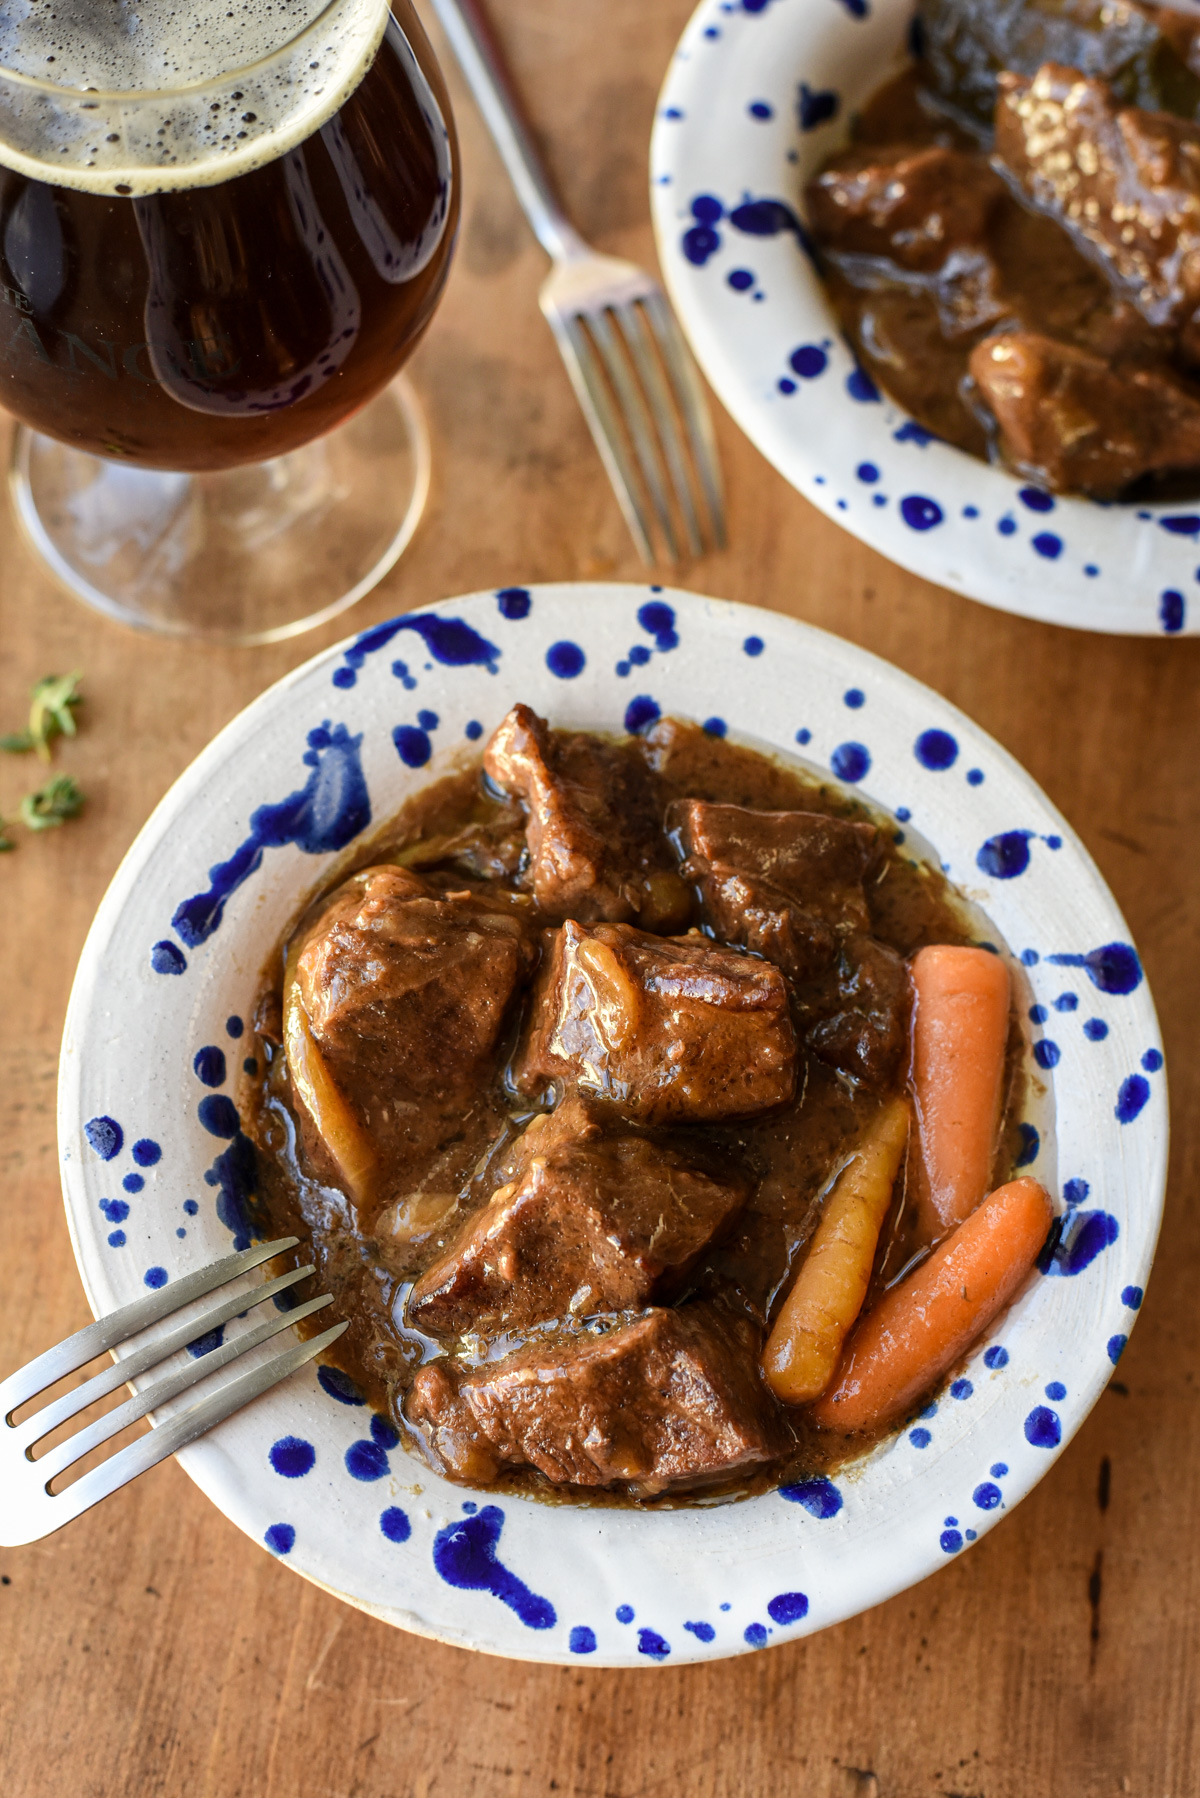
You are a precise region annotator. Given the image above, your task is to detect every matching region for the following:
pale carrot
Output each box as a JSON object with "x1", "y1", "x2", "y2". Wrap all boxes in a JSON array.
[
  {"x1": 809, "y1": 1176, "x2": 1054, "y2": 1434},
  {"x1": 762, "y1": 1097, "x2": 910, "y2": 1404},
  {"x1": 283, "y1": 965, "x2": 377, "y2": 1206},
  {"x1": 909, "y1": 944, "x2": 1011, "y2": 1236}
]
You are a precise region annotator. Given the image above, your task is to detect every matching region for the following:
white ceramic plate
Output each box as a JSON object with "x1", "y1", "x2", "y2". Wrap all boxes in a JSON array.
[
  {"x1": 650, "y1": 0, "x2": 1200, "y2": 637},
  {"x1": 59, "y1": 584, "x2": 1165, "y2": 1664}
]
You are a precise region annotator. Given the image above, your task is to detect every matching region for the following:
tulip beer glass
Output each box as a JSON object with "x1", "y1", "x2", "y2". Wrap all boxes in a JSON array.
[{"x1": 0, "y1": 0, "x2": 458, "y2": 639}]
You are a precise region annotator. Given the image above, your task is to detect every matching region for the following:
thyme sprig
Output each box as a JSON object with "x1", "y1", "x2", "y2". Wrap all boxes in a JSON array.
[
  {"x1": 0, "y1": 672, "x2": 87, "y2": 852},
  {"x1": 20, "y1": 774, "x2": 85, "y2": 831},
  {"x1": 0, "y1": 671, "x2": 84, "y2": 760}
]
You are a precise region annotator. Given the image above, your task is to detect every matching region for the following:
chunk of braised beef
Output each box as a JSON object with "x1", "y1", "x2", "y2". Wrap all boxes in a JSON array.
[
  {"x1": 969, "y1": 328, "x2": 1200, "y2": 492},
  {"x1": 806, "y1": 143, "x2": 1008, "y2": 273},
  {"x1": 512, "y1": 919, "x2": 797, "y2": 1122},
  {"x1": 994, "y1": 64, "x2": 1200, "y2": 339},
  {"x1": 669, "y1": 800, "x2": 877, "y2": 924},
  {"x1": 482, "y1": 703, "x2": 690, "y2": 930},
  {"x1": 916, "y1": 0, "x2": 1200, "y2": 139},
  {"x1": 407, "y1": 1096, "x2": 748, "y2": 1336},
  {"x1": 691, "y1": 866, "x2": 838, "y2": 984},
  {"x1": 404, "y1": 1304, "x2": 786, "y2": 1493},
  {"x1": 403, "y1": 1361, "x2": 503, "y2": 1484},
  {"x1": 667, "y1": 800, "x2": 877, "y2": 982},
  {"x1": 801, "y1": 935, "x2": 909, "y2": 1089},
  {"x1": 293, "y1": 866, "x2": 535, "y2": 1176}
]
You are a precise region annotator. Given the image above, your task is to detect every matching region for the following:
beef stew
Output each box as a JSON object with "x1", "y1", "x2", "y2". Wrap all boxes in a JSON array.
[
  {"x1": 806, "y1": 0, "x2": 1200, "y2": 498},
  {"x1": 242, "y1": 709, "x2": 1044, "y2": 1505}
]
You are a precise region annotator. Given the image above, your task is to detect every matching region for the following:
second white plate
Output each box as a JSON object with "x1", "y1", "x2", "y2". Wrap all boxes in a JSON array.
[{"x1": 651, "y1": 0, "x2": 1200, "y2": 637}]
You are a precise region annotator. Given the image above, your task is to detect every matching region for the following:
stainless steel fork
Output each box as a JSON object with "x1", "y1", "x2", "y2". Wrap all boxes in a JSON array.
[
  {"x1": 429, "y1": 0, "x2": 725, "y2": 564},
  {"x1": 1, "y1": 1237, "x2": 345, "y2": 1546}
]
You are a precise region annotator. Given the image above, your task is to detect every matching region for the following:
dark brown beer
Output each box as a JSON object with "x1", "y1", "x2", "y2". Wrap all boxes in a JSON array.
[{"x1": 0, "y1": 4, "x2": 458, "y2": 471}]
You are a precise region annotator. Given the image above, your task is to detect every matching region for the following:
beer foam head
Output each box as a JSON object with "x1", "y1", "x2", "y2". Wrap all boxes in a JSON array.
[{"x1": 0, "y1": 0, "x2": 390, "y2": 194}]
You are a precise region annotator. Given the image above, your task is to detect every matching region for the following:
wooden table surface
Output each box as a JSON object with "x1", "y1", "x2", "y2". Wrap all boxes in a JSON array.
[{"x1": 2, "y1": 5, "x2": 1198, "y2": 1794}]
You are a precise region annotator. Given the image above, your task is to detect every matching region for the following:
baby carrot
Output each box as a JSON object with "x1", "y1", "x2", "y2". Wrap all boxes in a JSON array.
[
  {"x1": 909, "y1": 944, "x2": 1011, "y2": 1235},
  {"x1": 762, "y1": 1097, "x2": 910, "y2": 1404},
  {"x1": 809, "y1": 1176, "x2": 1054, "y2": 1434}
]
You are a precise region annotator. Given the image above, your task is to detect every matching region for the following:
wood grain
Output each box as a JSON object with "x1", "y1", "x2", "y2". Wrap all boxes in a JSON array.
[{"x1": 2, "y1": 4, "x2": 1199, "y2": 1794}]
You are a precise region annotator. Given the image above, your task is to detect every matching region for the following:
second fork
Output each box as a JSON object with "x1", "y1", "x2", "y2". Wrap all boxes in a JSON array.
[{"x1": 429, "y1": 0, "x2": 726, "y2": 564}]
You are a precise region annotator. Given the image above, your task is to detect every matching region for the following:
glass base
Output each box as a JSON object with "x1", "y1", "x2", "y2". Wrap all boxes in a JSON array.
[{"x1": 8, "y1": 375, "x2": 430, "y2": 645}]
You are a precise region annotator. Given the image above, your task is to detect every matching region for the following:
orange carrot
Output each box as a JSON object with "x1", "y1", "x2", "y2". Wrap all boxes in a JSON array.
[
  {"x1": 762, "y1": 1097, "x2": 910, "y2": 1404},
  {"x1": 809, "y1": 1176, "x2": 1054, "y2": 1434},
  {"x1": 909, "y1": 944, "x2": 1011, "y2": 1235}
]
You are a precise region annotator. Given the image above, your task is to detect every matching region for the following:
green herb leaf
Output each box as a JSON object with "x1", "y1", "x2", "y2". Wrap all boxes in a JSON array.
[
  {"x1": 27, "y1": 671, "x2": 83, "y2": 762},
  {"x1": 0, "y1": 817, "x2": 15, "y2": 852},
  {"x1": 0, "y1": 730, "x2": 35, "y2": 754},
  {"x1": 20, "y1": 773, "x2": 85, "y2": 831}
]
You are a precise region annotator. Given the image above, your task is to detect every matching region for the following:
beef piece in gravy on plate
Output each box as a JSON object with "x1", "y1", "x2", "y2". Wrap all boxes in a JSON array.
[
  {"x1": 406, "y1": 1303, "x2": 786, "y2": 1494},
  {"x1": 667, "y1": 797, "x2": 877, "y2": 981},
  {"x1": 407, "y1": 1094, "x2": 749, "y2": 1336},
  {"x1": 512, "y1": 918, "x2": 798, "y2": 1123}
]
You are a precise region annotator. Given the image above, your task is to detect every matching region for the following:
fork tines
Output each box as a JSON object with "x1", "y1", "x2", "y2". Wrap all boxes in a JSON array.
[
  {"x1": 541, "y1": 260, "x2": 726, "y2": 567},
  {"x1": 1, "y1": 1237, "x2": 346, "y2": 1547}
]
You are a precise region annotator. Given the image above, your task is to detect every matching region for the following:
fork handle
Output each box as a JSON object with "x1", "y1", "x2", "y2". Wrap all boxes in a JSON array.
[{"x1": 427, "y1": 0, "x2": 587, "y2": 263}]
